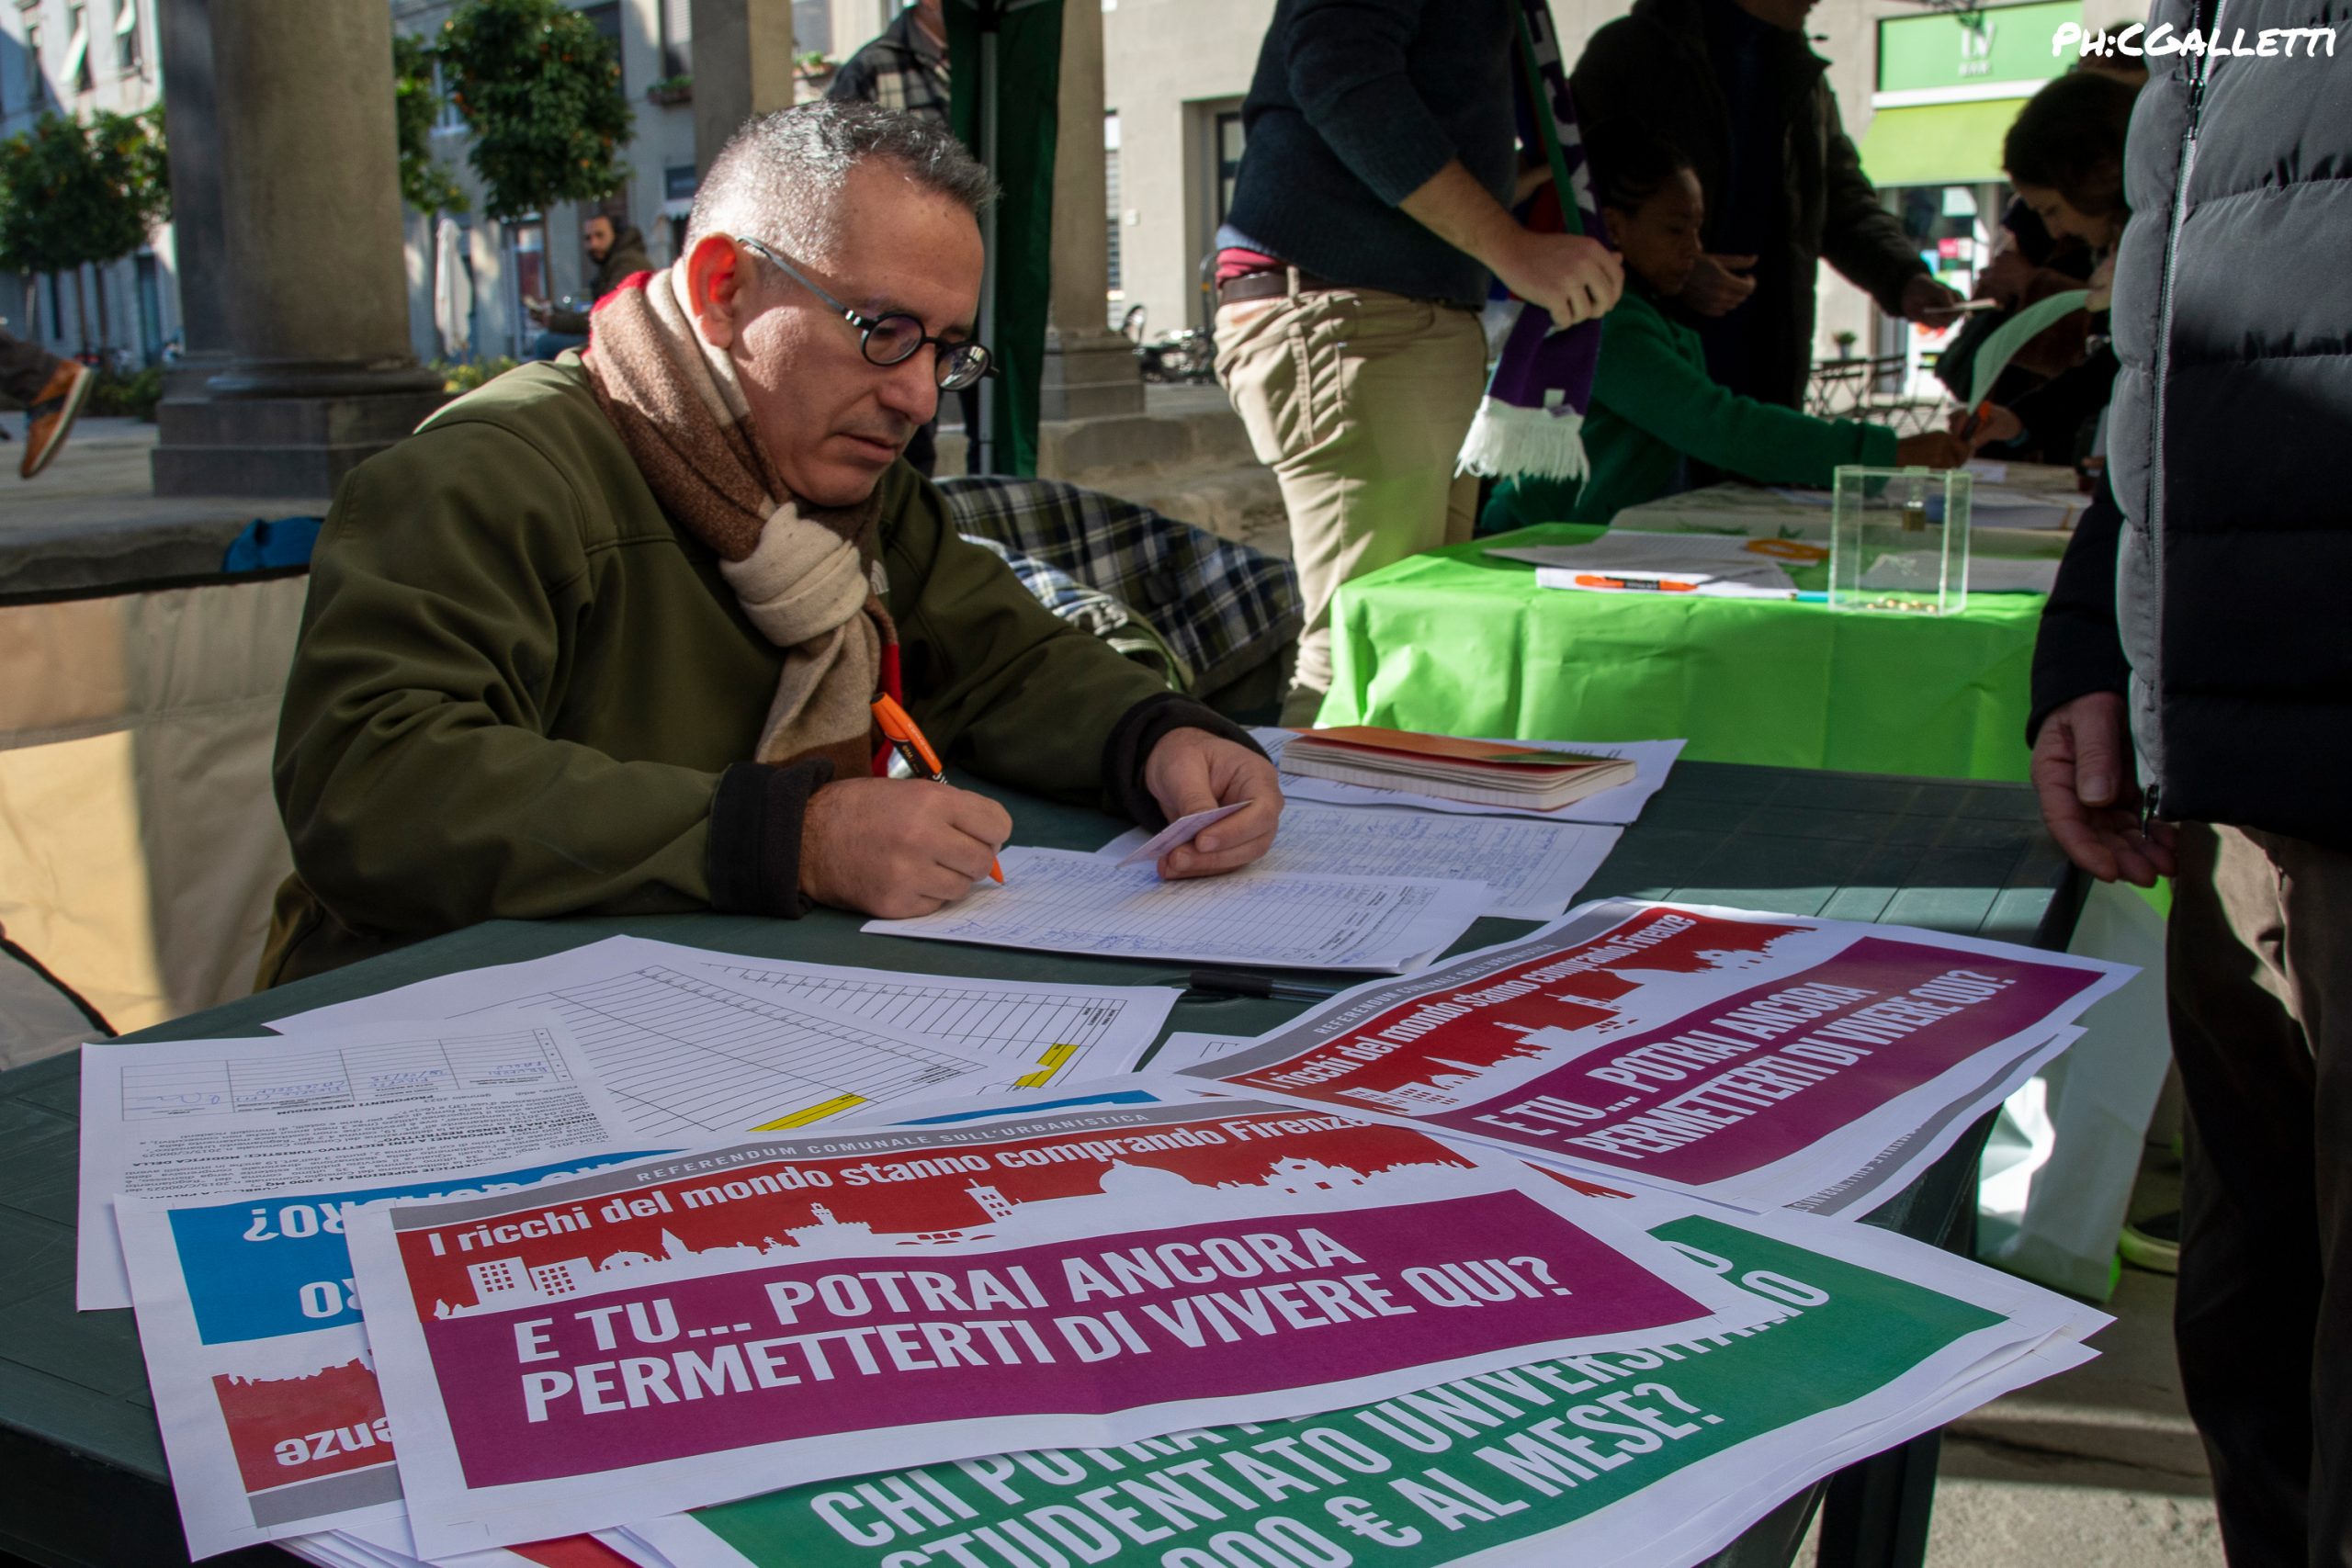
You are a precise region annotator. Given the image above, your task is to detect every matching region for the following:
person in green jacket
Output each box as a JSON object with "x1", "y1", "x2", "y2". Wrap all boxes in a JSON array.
[
  {"x1": 259, "y1": 104, "x2": 1282, "y2": 987},
  {"x1": 1483, "y1": 133, "x2": 1975, "y2": 533}
]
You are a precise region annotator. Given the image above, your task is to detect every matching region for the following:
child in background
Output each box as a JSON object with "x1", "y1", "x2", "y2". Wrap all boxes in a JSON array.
[{"x1": 1483, "y1": 132, "x2": 1979, "y2": 532}]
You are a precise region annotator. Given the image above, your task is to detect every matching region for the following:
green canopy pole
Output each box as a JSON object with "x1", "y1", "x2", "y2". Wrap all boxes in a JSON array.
[{"x1": 946, "y1": 0, "x2": 1061, "y2": 477}]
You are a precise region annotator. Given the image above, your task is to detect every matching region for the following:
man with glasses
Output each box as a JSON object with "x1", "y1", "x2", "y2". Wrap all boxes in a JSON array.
[{"x1": 257, "y1": 104, "x2": 1280, "y2": 986}]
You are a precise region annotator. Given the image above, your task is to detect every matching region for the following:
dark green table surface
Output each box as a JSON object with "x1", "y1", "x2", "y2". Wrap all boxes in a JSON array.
[{"x1": 0, "y1": 761, "x2": 2080, "y2": 1568}]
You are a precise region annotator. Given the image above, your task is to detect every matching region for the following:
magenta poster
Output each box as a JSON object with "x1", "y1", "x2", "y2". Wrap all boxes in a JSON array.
[
  {"x1": 1196, "y1": 901, "x2": 2134, "y2": 1213},
  {"x1": 348, "y1": 1100, "x2": 1770, "y2": 1556}
]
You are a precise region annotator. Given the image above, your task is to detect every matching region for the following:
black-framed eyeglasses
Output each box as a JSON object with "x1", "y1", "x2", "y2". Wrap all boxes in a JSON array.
[{"x1": 734, "y1": 234, "x2": 992, "y2": 390}]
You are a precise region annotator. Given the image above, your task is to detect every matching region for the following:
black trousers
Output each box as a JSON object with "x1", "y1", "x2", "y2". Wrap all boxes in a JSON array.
[{"x1": 2168, "y1": 821, "x2": 2352, "y2": 1568}]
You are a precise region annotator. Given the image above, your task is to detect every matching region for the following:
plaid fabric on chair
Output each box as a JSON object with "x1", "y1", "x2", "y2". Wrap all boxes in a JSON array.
[{"x1": 939, "y1": 477, "x2": 1301, "y2": 709}]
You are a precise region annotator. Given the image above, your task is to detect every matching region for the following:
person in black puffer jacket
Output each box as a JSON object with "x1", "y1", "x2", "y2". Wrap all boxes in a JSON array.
[{"x1": 2027, "y1": 7, "x2": 2351, "y2": 1563}]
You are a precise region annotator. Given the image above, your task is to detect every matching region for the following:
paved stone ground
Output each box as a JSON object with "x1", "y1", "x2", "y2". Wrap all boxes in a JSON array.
[
  {"x1": 1899, "y1": 1148, "x2": 2222, "y2": 1568},
  {"x1": 2, "y1": 415, "x2": 325, "y2": 592}
]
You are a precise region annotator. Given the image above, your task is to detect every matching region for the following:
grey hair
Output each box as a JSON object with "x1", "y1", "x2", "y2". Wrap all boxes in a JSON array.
[{"x1": 682, "y1": 101, "x2": 996, "y2": 265}]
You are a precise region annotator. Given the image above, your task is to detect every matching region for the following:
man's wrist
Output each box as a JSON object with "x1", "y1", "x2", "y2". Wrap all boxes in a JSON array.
[
  {"x1": 707, "y1": 759, "x2": 833, "y2": 917},
  {"x1": 1102, "y1": 694, "x2": 1263, "y2": 830}
]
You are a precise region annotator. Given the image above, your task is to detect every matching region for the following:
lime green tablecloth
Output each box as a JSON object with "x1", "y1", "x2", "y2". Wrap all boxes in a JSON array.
[{"x1": 1323, "y1": 524, "x2": 2043, "y2": 782}]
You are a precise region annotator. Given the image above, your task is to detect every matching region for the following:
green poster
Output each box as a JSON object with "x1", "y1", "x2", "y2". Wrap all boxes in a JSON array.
[
  {"x1": 673, "y1": 1215, "x2": 2018, "y2": 1568},
  {"x1": 947, "y1": 0, "x2": 1061, "y2": 478}
]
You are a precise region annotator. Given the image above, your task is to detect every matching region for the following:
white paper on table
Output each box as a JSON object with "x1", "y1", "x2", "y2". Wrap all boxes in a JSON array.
[
  {"x1": 1964, "y1": 458, "x2": 2008, "y2": 482},
  {"x1": 1114, "y1": 801, "x2": 1250, "y2": 867},
  {"x1": 345, "y1": 1098, "x2": 1779, "y2": 1557},
  {"x1": 1485, "y1": 531, "x2": 1797, "y2": 584},
  {"x1": 316, "y1": 1518, "x2": 617, "y2": 1568},
  {"x1": 1098, "y1": 800, "x2": 1622, "y2": 922},
  {"x1": 271, "y1": 942, "x2": 1019, "y2": 1143},
  {"x1": 76, "y1": 1016, "x2": 629, "y2": 1312},
  {"x1": 1254, "y1": 728, "x2": 1686, "y2": 826},
  {"x1": 1182, "y1": 898, "x2": 2138, "y2": 1214},
  {"x1": 1859, "y1": 551, "x2": 2060, "y2": 594},
  {"x1": 865, "y1": 846, "x2": 1487, "y2": 973},
  {"x1": 114, "y1": 1143, "x2": 664, "y2": 1558},
  {"x1": 1532, "y1": 559, "x2": 1799, "y2": 596},
  {"x1": 628, "y1": 938, "x2": 1180, "y2": 1088},
  {"x1": 1143, "y1": 1032, "x2": 1251, "y2": 1071}
]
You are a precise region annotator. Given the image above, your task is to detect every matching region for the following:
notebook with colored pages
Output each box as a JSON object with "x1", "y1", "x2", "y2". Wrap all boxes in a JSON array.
[{"x1": 1277, "y1": 726, "x2": 1639, "y2": 809}]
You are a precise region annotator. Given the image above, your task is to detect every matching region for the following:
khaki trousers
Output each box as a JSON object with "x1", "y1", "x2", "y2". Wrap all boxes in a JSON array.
[
  {"x1": 2166, "y1": 821, "x2": 2352, "y2": 1568},
  {"x1": 1215, "y1": 283, "x2": 1486, "y2": 724}
]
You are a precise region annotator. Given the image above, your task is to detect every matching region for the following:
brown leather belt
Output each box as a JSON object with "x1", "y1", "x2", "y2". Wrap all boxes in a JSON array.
[{"x1": 1216, "y1": 268, "x2": 1332, "y2": 307}]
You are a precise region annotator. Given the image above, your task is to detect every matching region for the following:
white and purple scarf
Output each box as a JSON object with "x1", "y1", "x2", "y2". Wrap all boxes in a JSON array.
[{"x1": 1456, "y1": 0, "x2": 1608, "y2": 484}]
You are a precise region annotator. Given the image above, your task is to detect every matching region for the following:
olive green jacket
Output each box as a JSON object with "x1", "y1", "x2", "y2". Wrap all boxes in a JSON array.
[{"x1": 259, "y1": 360, "x2": 1183, "y2": 986}]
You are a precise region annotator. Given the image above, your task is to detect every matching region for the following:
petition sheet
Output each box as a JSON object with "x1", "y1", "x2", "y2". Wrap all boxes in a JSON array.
[
  {"x1": 79, "y1": 1018, "x2": 629, "y2": 1311},
  {"x1": 1184, "y1": 900, "x2": 2135, "y2": 1213},
  {"x1": 114, "y1": 1147, "x2": 662, "y2": 1558},
  {"x1": 626, "y1": 1195, "x2": 2104, "y2": 1568},
  {"x1": 1100, "y1": 802, "x2": 1622, "y2": 922},
  {"x1": 673, "y1": 941, "x2": 1178, "y2": 1085},
  {"x1": 864, "y1": 847, "x2": 1487, "y2": 973},
  {"x1": 273, "y1": 945, "x2": 1017, "y2": 1140},
  {"x1": 345, "y1": 1100, "x2": 1771, "y2": 1555},
  {"x1": 1254, "y1": 730, "x2": 1685, "y2": 827}
]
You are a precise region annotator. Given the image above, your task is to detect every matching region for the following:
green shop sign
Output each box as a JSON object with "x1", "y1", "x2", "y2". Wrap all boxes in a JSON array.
[{"x1": 1876, "y1": 0, "x2": 2082, "y2": 95}]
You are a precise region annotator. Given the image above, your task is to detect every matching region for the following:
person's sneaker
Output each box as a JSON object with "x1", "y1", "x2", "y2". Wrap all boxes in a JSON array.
[
  {"x1": 2120, "y1": 1210, "x2": 2181, "y2": 1275},
  {"x1": 19, "y1": 357, "x2": 93, "y2": 479}
]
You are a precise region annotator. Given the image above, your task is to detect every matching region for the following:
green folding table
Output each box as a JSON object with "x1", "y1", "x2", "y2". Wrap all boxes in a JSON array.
[
  {"x1": 0, "y1": 762, "x2": 2083, "y2": 1568},
  {"x1": 1322, "y1": 524, "x2": 2045, "y2": 784}
]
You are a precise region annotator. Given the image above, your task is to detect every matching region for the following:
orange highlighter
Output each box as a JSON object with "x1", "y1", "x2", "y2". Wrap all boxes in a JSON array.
[{"x1": 871, "y1": 694, "x2": 1005, "y2": 884}]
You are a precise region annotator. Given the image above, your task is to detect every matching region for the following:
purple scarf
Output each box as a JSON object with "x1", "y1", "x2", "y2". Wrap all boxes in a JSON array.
[{"x1": 1456, "y1": 0, "x2": 1608, "y2": 484}]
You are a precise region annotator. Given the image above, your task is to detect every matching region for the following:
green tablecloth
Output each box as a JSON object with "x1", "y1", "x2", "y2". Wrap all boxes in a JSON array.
[{"x1": 1324, "y1": 525, "x2": 2043, "y2": 783}]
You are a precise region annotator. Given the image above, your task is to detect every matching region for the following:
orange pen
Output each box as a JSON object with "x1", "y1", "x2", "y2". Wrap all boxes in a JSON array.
[
  {"x1": 1573, "y1": 573, "x2": 1698, "y2": 592},
  {"x1": 871, "y1": 694, "x2": 1005, "y2": 883}
]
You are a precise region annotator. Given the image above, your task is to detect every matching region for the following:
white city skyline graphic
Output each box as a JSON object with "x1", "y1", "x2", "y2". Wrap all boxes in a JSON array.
[{"x1": 435, "y1": 1152, "x2": 1487, "y2": 1317}]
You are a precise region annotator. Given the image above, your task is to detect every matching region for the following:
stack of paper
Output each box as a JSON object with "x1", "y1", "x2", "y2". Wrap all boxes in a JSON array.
[
  {"x1": 1277, "y1": 726, "x2": 1640, "y2": 809},
  {"x1": 1254, "y1": 728, "x2": 1687, "y2": 826},
  {"x1": 84, "y1": 881, "x2": 2139, "y2": 1568},
  {"x1": 865, "y1": 845, "x2": 1489, "y2": 973},
  {"x1": 1101, "y1": 801, "x2": 1623, "y2": 921},
  {"x1": 1488, "y1": 531, "x2": 1801, "y2": 597},
  {"x1": 1180, "y1": 897, "x2": 2134, "y2": 1216}
]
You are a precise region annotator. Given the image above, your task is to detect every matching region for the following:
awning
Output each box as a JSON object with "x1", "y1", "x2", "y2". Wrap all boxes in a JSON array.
[{"x1": 1856, "y1": 98, "x2": 2029, "y2": 188}]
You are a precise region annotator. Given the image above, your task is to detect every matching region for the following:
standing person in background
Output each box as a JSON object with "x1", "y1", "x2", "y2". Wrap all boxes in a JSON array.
[
  {"x1": 830, "y1": 0, "x2": 965, "y2": 477},
  {"x1": 1215, "y1": 0, "x2": 1623, "y2": 726},
  {"x1": 2, "y1": 325, "x2": 92, "y2": 480},
  {"x1": 2027, "y1": 13, "x2": 2350, "y2": 1562},
  {"x1": 1571, "y1": 0, "x2": 1959, "y2": 411},
  {"x1": 1482, "y1": 132, "x2": 1976, "y2": 533},
  {"x1": 526, "y1": 213, "x2": 652, "y2": 360}
]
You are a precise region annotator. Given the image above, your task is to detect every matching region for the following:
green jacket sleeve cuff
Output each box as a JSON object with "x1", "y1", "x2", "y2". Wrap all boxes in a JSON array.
[
  {"x1": 707, "y1": 758, "x2": 834, "y2": 918},
  {"x1": 1101, "y1": 694, "x2": 1267, "y2": 831}
]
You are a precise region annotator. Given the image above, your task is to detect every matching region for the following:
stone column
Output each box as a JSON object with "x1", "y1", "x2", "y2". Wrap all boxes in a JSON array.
[
  {"x1": 1037, "y1": 0, "x2": 1142, "y2": 423},
  {"x1": 691, "y1": 0, "x2": 797, "y2": 174},
  {"x1": 153, "y1": 0, "x2": 230, "y2": 398},
  {"x1": 151, "y1": 0, "x2": 445, "y2": 498}
]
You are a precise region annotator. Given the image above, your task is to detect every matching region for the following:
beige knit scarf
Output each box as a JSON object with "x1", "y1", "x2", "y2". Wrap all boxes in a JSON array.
[{"x1": 582, "y1": 265, "x2": 892, "y2": 783}]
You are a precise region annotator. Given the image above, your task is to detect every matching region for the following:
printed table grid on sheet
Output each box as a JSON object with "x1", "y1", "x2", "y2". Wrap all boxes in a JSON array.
[
  {"x1": 934, "y1": 864, "x2": 1408, "y2": 962},
  {"x1": 455, "y1": 967, "x2": 984, "y2": 1136},
  {"x1": 118, "y1": 1030, "x2": 560, "y2": 1120},
  {"x1": 704, "y1": 966, "x2": 1128, "y2": 1056}
]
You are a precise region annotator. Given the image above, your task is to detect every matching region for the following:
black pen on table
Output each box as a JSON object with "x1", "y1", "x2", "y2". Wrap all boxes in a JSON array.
[{"x1": 1188, "y1": 969, "x2": 1340, "y2": 1001}]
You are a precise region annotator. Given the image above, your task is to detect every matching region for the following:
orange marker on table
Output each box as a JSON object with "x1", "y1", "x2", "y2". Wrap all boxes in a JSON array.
[
  {"x1": 871, "y1": 694, "x2": 1005, "y2": 883},
  {"x1": 1573, "y1": 573, "x2": 1699, "y2": 592}
]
